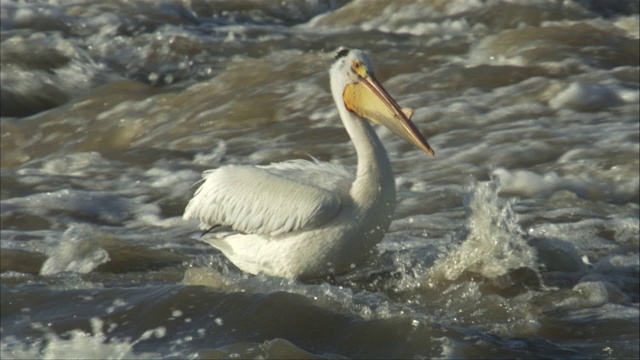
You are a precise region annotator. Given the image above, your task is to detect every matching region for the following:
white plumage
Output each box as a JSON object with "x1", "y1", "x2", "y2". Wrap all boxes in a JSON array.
[
  {"x1": 185, "y1": 162, "x2": 350, "y2": 236},
  {"x1": 184, "y1": 48, "x2": 434, "y2": 279}
]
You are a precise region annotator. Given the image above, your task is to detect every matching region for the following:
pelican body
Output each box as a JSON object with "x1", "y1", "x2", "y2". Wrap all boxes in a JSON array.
[{"x1": 184, "y1": 48, "x2": 434, "y2": 279}]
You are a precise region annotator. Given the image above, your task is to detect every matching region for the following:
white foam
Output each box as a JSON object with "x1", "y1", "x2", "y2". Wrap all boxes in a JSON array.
[
  {"x1": 1, "y1": 188, "x2": 156, "y2": 225},
  {"x1": 553, "y1": 277, "x2": 630, "y2": 311},
  {"x1": 492, "y1": 168, "x2": 569, "y2": 198},
  {"x1": 39, "y1": 152, "x2": 112, "y2": 176},
  {"x1": 1, "y1": 31, "x2": 114, "y2": 106},
  {"x1": 528, "y1": 217, "x2": 639, "y2": 255},
  {"x1": 305, "y1": 0, "x2": 484, "y2": 34},
  {"x1": 193, "y1": 141, "x2": 228, "y2": 166},
  {"x1": 491, "y1": 167, "x2": 638, "y2": 203},
  {"x1": 1, "y1": 2, "x2": 62, "y2": 30},
  {"x1": 144, "y1": 168, "x2": 198, "y2": 199},
  {"x1": 0, "y1": 318, "x2": 161, "y2": 359},
  {"x1": 549, "y1": 82, "x2": 622, "y2": 111},
  {"x1": 40, "y1": 224, "x2": 110, "y2": 276},
  {"x1": 614, "y1": 15, "x2": 640, "y2": 39},
  {"x1": 390, "y1": 18, "x2": 473, "y2": 37},
  {"x1": 615, "y1": 87, "x2": 640, "y2": 104}
]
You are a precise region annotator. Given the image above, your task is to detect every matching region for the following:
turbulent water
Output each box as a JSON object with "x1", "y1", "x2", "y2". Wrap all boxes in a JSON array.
[{"x1": 1, "y1": 0, "x2": 639, "y2": 358}]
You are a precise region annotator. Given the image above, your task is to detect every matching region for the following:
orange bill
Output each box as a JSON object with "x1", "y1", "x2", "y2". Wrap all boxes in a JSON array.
[{"x1": 343, "y1": 73, "x2": 435, "y2": 157}]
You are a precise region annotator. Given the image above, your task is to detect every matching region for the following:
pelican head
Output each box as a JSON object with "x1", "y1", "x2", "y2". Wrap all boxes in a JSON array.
[{"x1": 330, "y1": 47, "x2": 435, "y2": 156}]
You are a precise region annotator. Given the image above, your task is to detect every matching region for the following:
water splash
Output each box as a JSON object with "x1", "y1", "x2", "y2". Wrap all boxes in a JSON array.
[
  {"x1": 0, "y1": 318, "x2": 163, "y2": 359},
  {"x1": 40, "y1": 224, "x2": 110, "y2": 276},
  {"x1": 424, "y1": 181, "x2": 538, "y2": 285}
]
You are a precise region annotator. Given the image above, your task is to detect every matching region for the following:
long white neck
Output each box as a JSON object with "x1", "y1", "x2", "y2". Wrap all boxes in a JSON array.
[{"x1": 334, "y1": 95, "x2": 396, "y2": 211}]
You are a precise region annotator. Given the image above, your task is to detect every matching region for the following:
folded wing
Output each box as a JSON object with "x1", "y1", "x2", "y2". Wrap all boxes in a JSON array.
[{"x1": 184, "y1": 162, "x2": 353, "y2": 236}]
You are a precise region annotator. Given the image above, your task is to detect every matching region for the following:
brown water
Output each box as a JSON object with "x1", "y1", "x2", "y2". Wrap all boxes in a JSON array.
[{"x1": 1, "y1": 0, "x2": 639, "y2": 358}]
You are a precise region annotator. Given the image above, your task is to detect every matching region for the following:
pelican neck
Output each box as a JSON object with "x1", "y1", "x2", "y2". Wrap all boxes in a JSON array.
[{"x1": 337, "y1": 104, "x2": 395, "y2": 207}]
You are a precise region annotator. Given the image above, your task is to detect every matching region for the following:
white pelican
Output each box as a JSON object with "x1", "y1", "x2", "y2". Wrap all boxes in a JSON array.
[{"x1": 184, "y1": 47, "x2": 435, "y2": 279}]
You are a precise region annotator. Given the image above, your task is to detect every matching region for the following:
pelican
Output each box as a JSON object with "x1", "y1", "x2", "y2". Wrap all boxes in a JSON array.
[{"x1": 184, "y1": 47, "x2": 435, "y2": 279}]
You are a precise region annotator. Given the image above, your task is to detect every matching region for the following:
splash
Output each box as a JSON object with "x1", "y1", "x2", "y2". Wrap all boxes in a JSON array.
[
  {"x1": 0, "y1": 318, "x2": 162, "y2": 359},
  {"x1": 424, "y1": 181, "x2": 538, "y2": 285},
  {"x1": 40, "y1": 224, "x2": 110, "y2": 276}
]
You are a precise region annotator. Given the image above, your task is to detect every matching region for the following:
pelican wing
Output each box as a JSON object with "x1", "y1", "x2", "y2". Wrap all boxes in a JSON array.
[
  {"x1": 184, "y1": 162, "x2": 353, "y2": 236},
  {"x1": 257, "y1": 159, "x2": 354, "y2": 194}
]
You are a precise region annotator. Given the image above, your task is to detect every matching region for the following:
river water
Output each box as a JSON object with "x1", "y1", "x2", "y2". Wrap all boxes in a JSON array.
[{"x1": 1, "y1": 0, "x2": 638, "y2": 358}]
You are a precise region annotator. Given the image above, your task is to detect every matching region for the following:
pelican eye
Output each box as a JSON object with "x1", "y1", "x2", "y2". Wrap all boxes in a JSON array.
[{"x1": 351, "y1": 60, "x2": 366, "y2": 77}]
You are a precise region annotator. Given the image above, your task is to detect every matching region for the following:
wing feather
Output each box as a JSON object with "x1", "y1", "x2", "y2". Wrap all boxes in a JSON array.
[
  {"x1": 258, "y1": 159, "x2": 354, "y2": 194},
  {"x1": 184, "y1": 162, "x2": 352, "y2": 235}
]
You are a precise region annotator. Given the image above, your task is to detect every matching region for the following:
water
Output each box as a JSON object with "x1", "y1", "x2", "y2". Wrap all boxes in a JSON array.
[{"x1": 1, "y1": 0, "x2": 638, "y2": 358}]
